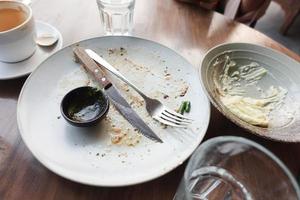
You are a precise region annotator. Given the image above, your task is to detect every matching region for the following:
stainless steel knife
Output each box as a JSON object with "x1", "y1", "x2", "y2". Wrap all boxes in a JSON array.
[{"x1": 73, "y1": 47, "x2": 163, "y2": 143}]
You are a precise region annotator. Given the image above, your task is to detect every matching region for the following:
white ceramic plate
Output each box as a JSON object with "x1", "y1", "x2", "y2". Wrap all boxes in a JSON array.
[
  {"x1": 17, "y1": 36, "x2": 210, "y2": 186},
  {"x1": 0, "y1": 20, "x2": 63, "y2": 80}
]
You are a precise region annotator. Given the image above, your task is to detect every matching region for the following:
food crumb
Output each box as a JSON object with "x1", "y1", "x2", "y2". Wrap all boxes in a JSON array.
[
  {"x1": 108, "y1": 48, "x2": 114, "y2": 55},
  {"x1": 118, "y1": 152, "x2": 128, "y2": 157},
  {"x1": 96, "y1": 153, "x2": 99, "y2": 156},
  {"x1": 161, "y1": 124, "x2": 167, "y2": 129},
  {"x1": 111, "y1": 134, "x2": 124, "y2": 144},
  {"x1": 164, "y1": 73, "x2": 171, "y2": 80},
  {"x1": 85, "y1": 79, "x2": 91, "y2": 86},
  {"x1": 57, "y1": 116, "x2": 61, "y2": 119},
  {"x1": 112, "y1": 127, "x2": 122, "y2": 133},
  {"x1": 180, "y1": 85, "x2": 189, "y2": 97}
]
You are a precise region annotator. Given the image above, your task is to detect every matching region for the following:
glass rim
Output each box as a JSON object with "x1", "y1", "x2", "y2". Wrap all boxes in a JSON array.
[{"x1": 184, "y1": 136, "x2": 300, "y2": 198}]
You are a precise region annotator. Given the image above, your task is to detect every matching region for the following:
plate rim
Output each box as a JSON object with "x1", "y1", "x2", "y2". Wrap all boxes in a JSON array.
[{"x1": 17, "y1": 35, "x2": 211, "y2": 186}]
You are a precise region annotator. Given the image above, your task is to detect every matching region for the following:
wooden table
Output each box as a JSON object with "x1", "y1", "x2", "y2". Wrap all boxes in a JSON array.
[{"x1": 1, "y1": 0, "x2": 300, "y2": 199}]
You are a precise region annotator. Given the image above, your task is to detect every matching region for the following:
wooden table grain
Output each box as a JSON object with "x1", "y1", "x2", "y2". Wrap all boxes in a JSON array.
[{"x1": 1, "y1": 0, "x2": 300, "y2": 199}]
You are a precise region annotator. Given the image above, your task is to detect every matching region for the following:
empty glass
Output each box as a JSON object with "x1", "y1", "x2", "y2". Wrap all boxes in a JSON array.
[
  {"x1": 174, "y1": 136, "x2": 300, "y2": 200},
  {"x1": 96, "y1": 0, "x2": 135, "y2": 35}
]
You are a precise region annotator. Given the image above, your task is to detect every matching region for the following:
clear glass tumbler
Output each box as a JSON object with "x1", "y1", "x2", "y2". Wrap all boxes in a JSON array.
[
  {"x1": 174, "y1": 136, "x2": 300, "y2": 200},
  {"x1": 96, "y1": 0, "x2": 135, "y2": 35}
]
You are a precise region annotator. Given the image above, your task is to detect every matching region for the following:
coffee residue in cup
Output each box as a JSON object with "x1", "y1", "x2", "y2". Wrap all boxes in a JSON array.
[{"x1": 0, "y1": 7, "x2": 27, "y2": 32}]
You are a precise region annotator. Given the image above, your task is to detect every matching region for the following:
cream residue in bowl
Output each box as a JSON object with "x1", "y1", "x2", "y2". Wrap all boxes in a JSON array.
[{"x1": 215, "y1": 55, "x2": 288, "y2": 127}]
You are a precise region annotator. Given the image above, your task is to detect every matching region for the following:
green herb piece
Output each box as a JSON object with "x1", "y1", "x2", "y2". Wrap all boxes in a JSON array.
[
  {"x1": 185, "y1": 101, "x2": 191, "y2": 113},
  {"x1": 178, "y1": 101, "x2": 187, "y2": 114},
  {"x1": 177, "y1": 101, "x2": 191, "y2": 115}
]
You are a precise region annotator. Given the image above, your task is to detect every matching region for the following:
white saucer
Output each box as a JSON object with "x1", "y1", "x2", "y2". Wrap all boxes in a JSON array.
[{"x1": 0, "y1": 20, "x2": 63, "y2": 80}]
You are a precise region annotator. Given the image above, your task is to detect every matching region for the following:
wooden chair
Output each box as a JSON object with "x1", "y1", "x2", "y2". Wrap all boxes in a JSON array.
[
  {"x1": 273, "y1": 0, "x2": 300, "y2": 35},
  {"x1": 223, "y1": 0, "x2": 271, "y2": 28},
  {"x1": 176, "y1": 0, "x2": 271, "y2": 28}
]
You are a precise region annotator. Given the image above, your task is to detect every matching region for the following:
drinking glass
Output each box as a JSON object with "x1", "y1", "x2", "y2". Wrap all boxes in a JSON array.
[
  {"x1": 96, "y1": 0, "x2": 135, "y2": 35},
  {"x1": 174, "y1": 136, "x2": 300, "y2": 200}
]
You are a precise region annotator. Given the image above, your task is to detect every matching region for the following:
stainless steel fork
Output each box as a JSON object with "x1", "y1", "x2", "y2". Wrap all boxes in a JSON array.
[{"x1": 85, "y1": 49, "x2": 193, "y2": 127}]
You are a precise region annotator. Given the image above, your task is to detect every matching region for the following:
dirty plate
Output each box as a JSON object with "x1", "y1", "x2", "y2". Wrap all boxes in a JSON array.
[
  {"x1": 17, "y1": 36, "x2": 210, "y2": 186},
  {"x1": 200, "y1": 43, "x2": 300, "y2": 142}
]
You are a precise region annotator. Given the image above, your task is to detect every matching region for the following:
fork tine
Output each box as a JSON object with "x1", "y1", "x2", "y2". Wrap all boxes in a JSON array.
[
  {"x1": 154, "y1": 116, "x2": 188, "y2": 128},
  {"x1": 160, "y1": 113, "x2": 191, "y2": 125},
  {"x1": 161, "y1": 112, "x2": 192, "y2": 124},
  {"x1": 163, "y1": 108, "x2": 193, "y2": 121},
  {"x1": 161, "y1": 110, "x2": 193, "y2": 123}
]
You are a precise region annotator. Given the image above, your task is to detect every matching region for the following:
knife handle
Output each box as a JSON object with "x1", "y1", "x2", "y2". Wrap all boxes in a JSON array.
[{"x1": 73, "y1": 47, "x2": 111, "y2": 89}]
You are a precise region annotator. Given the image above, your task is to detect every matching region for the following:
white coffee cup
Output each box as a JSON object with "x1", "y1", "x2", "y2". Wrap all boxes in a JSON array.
[{"x1": 0, "y1": 1, "x2": 36, "y2": 63}]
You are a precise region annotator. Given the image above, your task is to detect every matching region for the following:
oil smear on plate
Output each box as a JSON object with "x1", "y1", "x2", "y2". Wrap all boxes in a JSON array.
[{"x1": 214, "y1": 55, "x2": 294, "y2": 128}]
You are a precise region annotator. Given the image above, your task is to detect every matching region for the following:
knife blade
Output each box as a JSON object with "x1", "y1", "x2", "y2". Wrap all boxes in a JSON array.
[{"x1": 73, "y1": 47, "x2": 163, "y2": 143}]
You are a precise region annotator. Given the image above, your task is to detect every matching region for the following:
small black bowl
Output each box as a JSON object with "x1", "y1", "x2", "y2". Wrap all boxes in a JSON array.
[{"x1": 60, "y1": 86, "x2": 109, "y2": 127}]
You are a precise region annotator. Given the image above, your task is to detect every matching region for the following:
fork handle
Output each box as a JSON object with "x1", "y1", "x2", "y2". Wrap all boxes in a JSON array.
[
  {"x1": 85, "y1": 49, "x2": 149, "y2": 100},
  {"x1": 73, "y1": 47, "x2": 112, "y2": 89}
]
